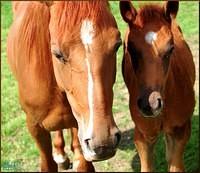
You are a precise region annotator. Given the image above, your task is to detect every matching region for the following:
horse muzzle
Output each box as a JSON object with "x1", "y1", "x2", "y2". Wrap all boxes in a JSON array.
[
  {"x1": 137, "y1": 91, "x2": 163, "y2": 118},
  {"x1": 79, "y1": 127, "x2": 121, "y2": 161}
]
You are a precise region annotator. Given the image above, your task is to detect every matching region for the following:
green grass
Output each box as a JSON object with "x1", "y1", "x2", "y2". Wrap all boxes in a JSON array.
[{"x1": 1, "y1": 1, "x2": 199, "y2": 172}]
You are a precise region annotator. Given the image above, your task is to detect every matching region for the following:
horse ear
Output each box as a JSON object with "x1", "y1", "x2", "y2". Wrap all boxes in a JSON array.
[
  {"x1": 119, "y1": 0, "x2": 137, "y2": 25},
  {"x1": 164, "y1": 1, "x2": 179, "y2": 20},
  {"x1": 40, "y1": 1, "x2": 54, "y2": 7}
]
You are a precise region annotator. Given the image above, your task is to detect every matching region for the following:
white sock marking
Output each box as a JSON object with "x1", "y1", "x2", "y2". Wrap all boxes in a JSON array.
[
  {"x1": 145, "y1": 31, "x2": 157, "y2": 44},
  {"x1": 53, "y1": 153, "x2": 68, "y2": 164},
  {"x1": 80, "y1": 19, "x2": 94, "y2": 140},
  {"x1": 73, "y1": 160, "x2": 80, "y2": 171}
]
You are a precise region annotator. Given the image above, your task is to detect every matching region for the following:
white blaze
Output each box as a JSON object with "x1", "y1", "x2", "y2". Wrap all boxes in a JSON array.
[
  {"x1": 80, "y1": 20, "x2": 94, "y2": 48},
  {"x1": 145, "y1": 31, "x2": 157, "y2": 44},
  {"x1": 80, "y1": 20, "x2": 94, "y2": 139},
  {"x1": 53, "y1": 153, "x2": 68, "y2": 164},
  {"x1": 85, "y1": 58, "x2": 94, "y2": 139}
]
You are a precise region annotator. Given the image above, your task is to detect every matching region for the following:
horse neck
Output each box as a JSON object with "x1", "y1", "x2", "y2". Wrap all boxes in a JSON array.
[
  {"x1": 13, "y1": 2, "x2": 55, "y2": 85},
  {"x1": 170, "y1": 20, "x2": 195, "y2": 85}
]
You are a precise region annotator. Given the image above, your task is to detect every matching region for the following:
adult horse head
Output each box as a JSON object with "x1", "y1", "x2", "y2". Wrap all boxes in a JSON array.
[{"x1": 49, "y1": 1, "x2": 121, "y2": 161}]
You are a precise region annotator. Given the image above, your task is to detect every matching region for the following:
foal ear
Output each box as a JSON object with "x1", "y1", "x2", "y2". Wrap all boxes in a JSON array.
[
  {"x1": 119, "y1": 0, "x2": 137, "y2": 25},
  {"x1": 164, "y1": 1, "x2": 179, "y2": 20}
]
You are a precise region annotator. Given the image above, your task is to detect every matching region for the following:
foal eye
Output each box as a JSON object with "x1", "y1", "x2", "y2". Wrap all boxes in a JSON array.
[{"x1": 53, "y1": 50, "x2": 67, "y2": 64}]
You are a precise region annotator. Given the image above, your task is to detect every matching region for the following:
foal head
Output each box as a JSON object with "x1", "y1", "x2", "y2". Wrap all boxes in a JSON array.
[
  {"x1": 120, "y1": 1, "x2": 179, "y2": 117},
  {"x1": 49, "y1": 1, "x2": 121, "y2": 161}
]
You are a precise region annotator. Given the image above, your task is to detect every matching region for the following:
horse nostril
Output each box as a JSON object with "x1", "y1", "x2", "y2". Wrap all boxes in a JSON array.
[
  {"x1": 137, "y1": 98, "x2": 143, "y2": 110},
  {"x1": 114, "y1": 131, "x2": 121, "y2": 148},
  {"x1": 157, "y1": 98, "x2": 162, "y2": 109},
  {"x1": 84, "y1": 138, "x2": 91, "y2": 149}
]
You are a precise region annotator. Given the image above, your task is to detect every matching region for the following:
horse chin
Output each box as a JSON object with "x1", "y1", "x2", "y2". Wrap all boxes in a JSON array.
[{"x1": 82, "y1": 146, "x2": 116, "y2": 162}]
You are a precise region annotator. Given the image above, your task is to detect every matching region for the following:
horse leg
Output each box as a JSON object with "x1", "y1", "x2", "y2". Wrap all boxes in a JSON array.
[
  {"x1": 26, "y1": 116, "x2": 57, "y2": 172},
  {"x1": 53, "y1": 130, "x2": 70, "y2": 170},
  {"x1": 165, "y1": 120, "x2": 191, "y2": 172},
  {"x1": 71, "y1": 127, "x2": 95, "y2": 172},
  {"x1": 134, "y1": 127, "x2": 156, "y2": 172}
]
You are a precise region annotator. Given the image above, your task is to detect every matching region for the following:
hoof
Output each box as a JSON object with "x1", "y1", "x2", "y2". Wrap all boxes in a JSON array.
[{"x1": 53, "y1": 153, "x2": 70, "y2": 170}]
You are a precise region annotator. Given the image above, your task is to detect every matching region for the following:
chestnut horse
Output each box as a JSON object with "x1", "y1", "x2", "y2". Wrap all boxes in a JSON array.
[
  {"x1": 120, "y1": 1, "x2": 195, "y2": 172},
  {"x1": 7, "y1": 1, "x2": 122, "y2": 172}
]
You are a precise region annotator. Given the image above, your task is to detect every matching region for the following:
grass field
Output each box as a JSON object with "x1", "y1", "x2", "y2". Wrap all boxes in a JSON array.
[{"x1": 1, "y1": 1, "x2": 199, "y2": 172}]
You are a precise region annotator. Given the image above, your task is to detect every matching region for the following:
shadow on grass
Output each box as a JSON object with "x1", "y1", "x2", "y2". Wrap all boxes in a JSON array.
[
  {"x1": 117, "y1": 128, "x2": 141, "y2": 171},
  {"x1": 117, "y1": 114, "x2": 199, "y2": 172},
  {"x1": 118, "y1": 128, "x2": 134, "y2": 151}
]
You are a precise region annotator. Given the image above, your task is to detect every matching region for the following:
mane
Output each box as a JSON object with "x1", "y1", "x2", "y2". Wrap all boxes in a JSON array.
[
  {"x1": 10, "y1": 2, "x2": 53, "y2": 82},
  {"x1": 50, "y1": 1, "x2": 116, "y2": 39},
  {"x1": 135, "y1": 4, "x2": 165, "y2": 27}
]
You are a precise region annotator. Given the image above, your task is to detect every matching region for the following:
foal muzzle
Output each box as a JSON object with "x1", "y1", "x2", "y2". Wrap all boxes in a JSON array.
[{"x1": 137, "y1": 91, "x2": 163, "y2": 117}]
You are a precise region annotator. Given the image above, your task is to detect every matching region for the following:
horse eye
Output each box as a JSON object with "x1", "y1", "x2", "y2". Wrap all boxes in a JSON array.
[
  {"x1": 53, "y1": 50, "x2": 67, "y2": 64},
  {"x1": 164, "y1": 45, "x2": 174, "y2": 59},
  {"x1": 114, "y1": 40, "x2": 122, "y2": 52}
]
